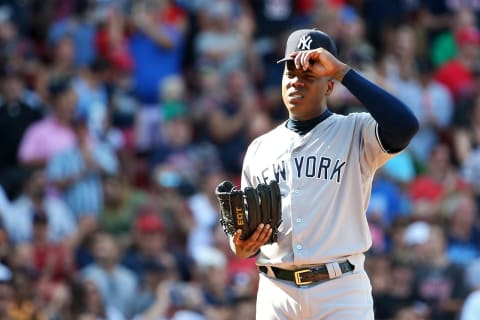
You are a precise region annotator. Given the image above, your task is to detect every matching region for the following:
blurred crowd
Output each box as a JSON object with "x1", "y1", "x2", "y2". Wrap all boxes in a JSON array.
[{"x1": 0, "y1": 0, "x2": 479, "y2": 319}]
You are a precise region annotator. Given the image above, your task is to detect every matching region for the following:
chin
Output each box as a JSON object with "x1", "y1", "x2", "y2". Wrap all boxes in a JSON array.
[{"x1": 287, "y1": 101, "x2": 306, "y2": 111}]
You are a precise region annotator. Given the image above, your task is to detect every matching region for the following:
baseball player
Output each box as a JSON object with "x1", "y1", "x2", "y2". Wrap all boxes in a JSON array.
[{"x1": 231, "y1": 29, "x2": 419, "y2": 319}]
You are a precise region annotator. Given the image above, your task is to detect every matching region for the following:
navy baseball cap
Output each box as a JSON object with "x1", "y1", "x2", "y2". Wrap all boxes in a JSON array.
[{"x1": 277, "y1": 29, "x2": 338, "y2": 64}]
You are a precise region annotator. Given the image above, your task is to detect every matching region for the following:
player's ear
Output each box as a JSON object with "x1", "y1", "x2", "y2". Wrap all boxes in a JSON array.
[{"x1": 325, "y1": 79, "x2": 335, "y2": 96}]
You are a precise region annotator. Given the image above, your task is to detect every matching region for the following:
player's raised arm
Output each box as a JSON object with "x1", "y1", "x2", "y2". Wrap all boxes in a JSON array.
[
  {"x1": 340, "y1": 69, "x2": 419, "y2": 153},
  {"x1": 291, "y1": 47, "x2": 419, "y2": 153}
]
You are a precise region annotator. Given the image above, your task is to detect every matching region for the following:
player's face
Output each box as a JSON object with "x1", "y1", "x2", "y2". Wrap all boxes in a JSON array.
[{"x1": 281, "y1": 60, "x2": 334, "y2": 120}]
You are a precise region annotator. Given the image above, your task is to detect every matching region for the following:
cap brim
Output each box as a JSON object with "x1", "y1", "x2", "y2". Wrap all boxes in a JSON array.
[{"x1": 276, "y1": 57, "x2": 293, "y2": 64}]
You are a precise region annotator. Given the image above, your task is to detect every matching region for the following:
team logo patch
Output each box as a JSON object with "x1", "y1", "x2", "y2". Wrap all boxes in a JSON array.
[{"x1": 297, "y1": 35, "x2": 312, "y2": 50}]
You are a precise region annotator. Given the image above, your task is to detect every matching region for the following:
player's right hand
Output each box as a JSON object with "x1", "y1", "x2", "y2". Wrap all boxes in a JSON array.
[
  {"x1": 232, "y1": 224, "x2": 272, "y2": 258},
  {"x1": 290, "y1": 49, "x2": 350, "y2": 82}
]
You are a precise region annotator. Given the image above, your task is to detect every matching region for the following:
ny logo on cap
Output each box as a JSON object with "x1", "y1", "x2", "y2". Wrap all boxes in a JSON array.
[{"x1": 297, "y1": 35, "x2": 312, "y2": 50}]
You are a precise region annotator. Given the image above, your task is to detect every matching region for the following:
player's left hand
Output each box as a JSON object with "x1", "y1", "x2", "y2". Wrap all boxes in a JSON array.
[
  {"x1": 232, "y1": 224, "x2": 272, "y2": 258},
  {"x1": 290, "y1": 49, "x2": 350, "y2": 81}
]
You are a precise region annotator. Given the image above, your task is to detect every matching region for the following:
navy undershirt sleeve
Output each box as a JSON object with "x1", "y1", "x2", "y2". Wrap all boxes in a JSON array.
[{"x1": 341, "y1": 69, "x2": 419, "y2": 153}]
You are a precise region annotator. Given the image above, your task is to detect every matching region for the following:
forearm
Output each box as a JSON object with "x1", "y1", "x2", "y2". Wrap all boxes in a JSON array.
[
  {"x1": 51, "y1": 174, "x2": 83, "y2": 190},
  {"x1": 133, "y1": 17, "x2": 173, "y2": 49},
  {"x1": 141, "y1": 27, "x2": 173, "y2": 49},
  {"x1": 341, "y1": 69, "x2": 419, "y2": 152}
]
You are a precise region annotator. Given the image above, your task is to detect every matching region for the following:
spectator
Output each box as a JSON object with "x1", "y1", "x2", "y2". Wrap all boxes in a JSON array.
[
  {"x1": 129, "y1": 0, "x2": 188, "y2": 104},
  {"x1": 417, "y1": 0, "x2": 454, "y2": 49},
  {"x1": 212, "y1": 224, "x2": 258, "y2": 296},
  {"x1": 248, "y1": 0, "x2": 295, "y2": 57},
  {"x1": 99, "y1": 173, "x2": 148, "y2": 250},
  {"x1": 151, "y1": 164, "x2": 196, "y2": 254},
  {"x1": 361, "y1": 0, "x2": 410, "y2": 50},
  {"x1": 384, "y1": 25, "x2": 419, "y2": 89},
  {"x1": 373, "y1": 259, "x2": 417, "y2": 319},
  {"x1": 1, "y1": 167, "x2": 77, "y2": 246},
  {"x1": 0, "y1": 66, "x2": 44, "y2": 200},
  {"x1": 167, "y1": 282, "x2": 205, "y2": 320},
  {"x1": 229, "y1": 295, "x2": 256, "y2": 320},
  {"x1": 81, "y1": 231, "x2": 138, "y2": 318},
  {"x1": 151, "y1": 79, "x2": 222, "y2": 187},
  {"x1": 94, "y1": 5, "x2": 133, "y2": 73},
  {"x1": 194, "y1": 1, "x2": 249, "y2": 75},
  {"x1": 0, "y1": 263, "x2": 13, "y2": 319},
  {"x1": 434, "y1": 25, "x2": 480, "y2": 103},
  {"x1": 0, "y1": 5, "x2": 36, "y2": 65},
  {"x1": 367, "y1": 253, "x2": 391, "y2": 305},
  {"x1": 430, "y1": 8, "x2": 477, "y2": 68},
  {"x1": 408, "y1": 143, "x2": 469, "y2": 221},
  {"x1": 444, "y1": 192, "x2": 480, "y2": 265},
  {"x1": 193, "y1": 247, "x2": 231, "y2": 308},
  {"x1": 137, "y1": 74, "x2": 188, "y2": 153},
  {"x1": 7, "y1": 267, "x2": 48, "y2": 320},
  {"x1": 47, "y1": 115, "x2": 119, "y2": 220},
  {"x1": 408, "y1": 58, "x2": 453, "y2": 165},
  {"x1": 195, "y1": 247, "x2": 233, "y2": 319},
  {"x1": 69, "y1": 278, "x2": 125, "y2": 320},
  {"x1": 122, "y1": 210, "x2": 182, "y2": 281},
  {"x1": 47, "y1": 0, "x2": 97, "y2": 68},
  {"x1": 131, "y1": 259, "x2": 169, "y2": 318},
  {"x1": 45, "y1": 35, "x2": 77, "y2": 82},
  {"x1": 460, "y1": 258, "x2": 480, "y2": 320},
  {"x1": 337, "y1": 5, "x2": 374, "y2": 72},
  {"x1": 186, "y1": 170, "x2": 226, "y2": 260},
  {"x1": 71, "y1": 58, "x2": 111, "y2": 140},
  {"x1": 18, "y1": 78, "x2": 77, "y2": 167},
  {"x1": 392, "y1": 305, "x2": 429, "y2": 320},
  {"x1": 108, "y1": 62, "x2": 139, "y2": 157},
  {"x1": 31, "y1": 210, "x2": 75, "y2": 306},
  {"x1": 461, "y1": 147, "x2": 480, "y2": 209},
  {"x1": 367, "y1": 153, "x2": 415, "y2": 233},
  {"x1": 410, "y1": 224, "x2": 469, "y2": 319},
  {"x1": 189, "y1": 66, "x2": 224, "y2": 136},
  {"x1": 454, "y1": 93, "x2": 480, "y2": 165},
  {"x1": 203, "y1": 68, "x2": 257, "y2": 177}
]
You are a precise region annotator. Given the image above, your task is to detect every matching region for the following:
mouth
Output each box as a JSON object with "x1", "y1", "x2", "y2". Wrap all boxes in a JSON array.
[{"x1": 288, "y1": 91, "x2": 304, "y2": 103}]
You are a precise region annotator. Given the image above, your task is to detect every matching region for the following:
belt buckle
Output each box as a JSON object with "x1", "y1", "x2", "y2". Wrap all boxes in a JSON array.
[{"x1": 294, "y1": 269, "x2": 312, "y2": 286}]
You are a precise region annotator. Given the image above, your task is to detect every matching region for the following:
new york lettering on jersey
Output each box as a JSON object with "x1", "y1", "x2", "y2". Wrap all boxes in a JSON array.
[
  {"x1": 254, "y1": 155, "x2": 346, "y2": 185},
  {"x1": 249, "y1": 114, "x2": 360, "y2": 187}
]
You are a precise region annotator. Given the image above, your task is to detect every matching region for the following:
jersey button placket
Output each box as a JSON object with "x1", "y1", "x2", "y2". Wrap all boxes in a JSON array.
[{"x1": 290, "y1": 140, "x2": 305, "y2": 261}]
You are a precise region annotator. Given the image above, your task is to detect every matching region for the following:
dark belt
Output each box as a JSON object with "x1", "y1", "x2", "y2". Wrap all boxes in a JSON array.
[{"x1": 259, "y1": 261, "x2": 354, "y2": 287}]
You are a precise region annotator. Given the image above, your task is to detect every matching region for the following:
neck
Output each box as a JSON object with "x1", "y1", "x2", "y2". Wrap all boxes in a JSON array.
[
  {"x1": 53, "y1": 114, "x2": 70, "y2": 127},
  {"x1": 287, "y1": 109, "x2": 332, "y2": 135}
]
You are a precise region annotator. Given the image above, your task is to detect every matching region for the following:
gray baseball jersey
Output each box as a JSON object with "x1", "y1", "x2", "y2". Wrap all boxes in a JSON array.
[{"x1": 241, "y1": 112, "x2": 396, "y2": 268}]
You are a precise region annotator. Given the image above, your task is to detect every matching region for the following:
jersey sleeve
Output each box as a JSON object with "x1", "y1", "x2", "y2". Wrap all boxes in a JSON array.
[{"x1": 356, "y1": 113, "x2": 399, "y2": 173}]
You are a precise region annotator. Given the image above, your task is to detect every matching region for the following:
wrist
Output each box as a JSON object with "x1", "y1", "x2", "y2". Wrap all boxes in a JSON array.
[
  {"x1": 248, "y1": 249, "x2": 260, "y2": 258},
  {"x1": 335, "y1": 64, "x2": 351, "y2": 82}
]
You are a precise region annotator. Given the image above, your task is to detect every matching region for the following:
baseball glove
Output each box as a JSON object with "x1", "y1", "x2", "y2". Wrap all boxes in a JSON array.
[{"x1": 215, "y1": 180, "x2": 282, "y2": 244}]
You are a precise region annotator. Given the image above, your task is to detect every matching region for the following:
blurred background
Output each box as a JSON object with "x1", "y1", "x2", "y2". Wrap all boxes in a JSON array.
[{"x1": 0, "y1": 0, "x2": 479, "y2": 319}]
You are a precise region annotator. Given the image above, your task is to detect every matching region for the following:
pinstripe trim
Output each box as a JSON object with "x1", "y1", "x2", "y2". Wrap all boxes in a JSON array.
[{"x1": 374, "y1": 123, "x2": 389, "y2": 154}]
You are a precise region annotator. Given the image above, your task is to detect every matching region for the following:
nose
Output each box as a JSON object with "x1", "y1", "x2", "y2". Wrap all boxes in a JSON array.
[{"x1": 290, "y1": 76, "x2": 304, "y2": 88}]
